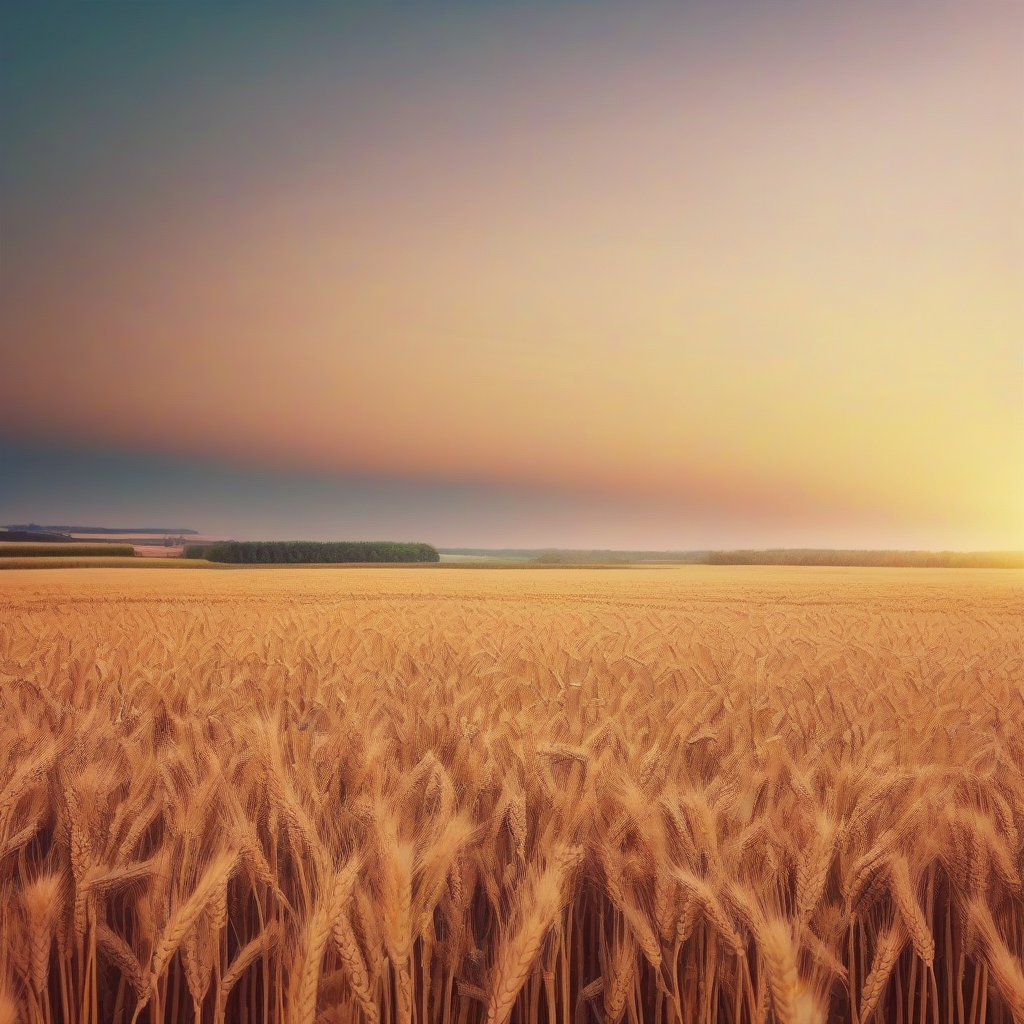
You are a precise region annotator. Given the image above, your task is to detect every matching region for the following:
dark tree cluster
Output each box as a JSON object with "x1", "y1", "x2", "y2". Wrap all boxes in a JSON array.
[{"x1": 184, "y1": 540, "x2": 440, "y2": 563}]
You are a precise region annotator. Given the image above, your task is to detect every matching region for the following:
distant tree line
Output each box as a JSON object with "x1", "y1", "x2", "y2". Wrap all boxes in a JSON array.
[
  {"x1": 184, "y1": 541, "x2": 440, "y2": 563},
  {"x1": 525, "y1": 549, "x2": 1024, "y2": 568},
  {"x1": 703, "y1": 549, "x2": 1024, "y2": 568}
]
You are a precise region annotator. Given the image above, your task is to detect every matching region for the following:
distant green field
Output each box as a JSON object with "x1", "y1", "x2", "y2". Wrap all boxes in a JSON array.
[
  {"x1": 0, "y1": 544, "x2": 135, "y2": 558},
  {"x1": 0, "y1": 556, "x2": 204, "y2": 570}
]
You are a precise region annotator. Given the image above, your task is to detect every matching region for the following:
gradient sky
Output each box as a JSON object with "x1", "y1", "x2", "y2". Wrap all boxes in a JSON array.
[{"x1": 2, "y1": 2, "x2": 1021, "y2": 549}]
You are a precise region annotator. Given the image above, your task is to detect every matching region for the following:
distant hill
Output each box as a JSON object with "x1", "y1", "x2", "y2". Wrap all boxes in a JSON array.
[
  {"x1": 0, "y1": 529, "x2": 74, "y2": 542},
  {"x1": 4, "y1": 524, "x2": 199, "y2": 535}
]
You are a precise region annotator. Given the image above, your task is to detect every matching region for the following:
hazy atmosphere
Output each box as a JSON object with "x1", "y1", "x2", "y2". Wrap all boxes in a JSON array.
[{"x1": 2, "y1": 1, "x2": 1021, "y2": 548}]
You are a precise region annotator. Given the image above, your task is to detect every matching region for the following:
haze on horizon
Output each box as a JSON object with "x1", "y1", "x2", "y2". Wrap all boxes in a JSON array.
[{"x1": 1, "y1": 2, "x2": 1021, "y2": 551}]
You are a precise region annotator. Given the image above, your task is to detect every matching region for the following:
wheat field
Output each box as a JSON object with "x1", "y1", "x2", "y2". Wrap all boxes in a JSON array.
[{"x1": 1, "y1": 566, "x2": 1022, "y2": 1024}]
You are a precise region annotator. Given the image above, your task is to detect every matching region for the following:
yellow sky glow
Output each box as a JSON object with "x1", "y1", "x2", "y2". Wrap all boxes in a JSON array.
[{"x1": 1, "y1": 2, "x2": 1021, "y2": 548}]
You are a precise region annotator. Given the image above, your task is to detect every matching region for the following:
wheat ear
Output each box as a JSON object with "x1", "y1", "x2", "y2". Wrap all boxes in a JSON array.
[
  {"x1": 858, "y1": 918, "x2": 908, "y2": 1022},
  {"x1": 888, "y1": 855, "x2": 934, "y2": 967}
]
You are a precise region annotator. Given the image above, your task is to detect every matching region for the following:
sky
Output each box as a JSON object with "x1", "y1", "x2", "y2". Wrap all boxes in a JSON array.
[{"x1": 1, "y1": 2, "x2": 1021, "y2": 549}]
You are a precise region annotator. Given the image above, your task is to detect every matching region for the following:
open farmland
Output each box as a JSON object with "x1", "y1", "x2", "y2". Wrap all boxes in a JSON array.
[{"x1": 1, "y1": 566, "x2": 1022, "y2": 1024}]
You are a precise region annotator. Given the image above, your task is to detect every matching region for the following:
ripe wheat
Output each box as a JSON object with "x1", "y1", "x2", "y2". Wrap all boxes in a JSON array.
[{"x1": 0, "y1": 565, "x2": 1021, "y2": 1023}]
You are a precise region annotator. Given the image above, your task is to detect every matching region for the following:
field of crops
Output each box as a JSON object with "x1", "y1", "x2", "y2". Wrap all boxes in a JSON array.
[{"x1": 1, "y1": 566, "x2": 1022, "y2": 1024}]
